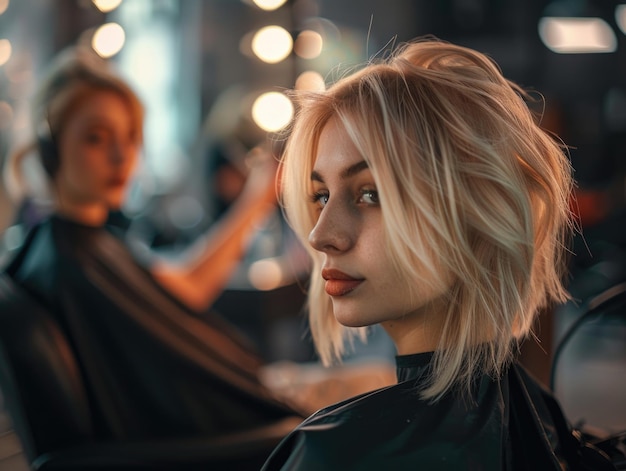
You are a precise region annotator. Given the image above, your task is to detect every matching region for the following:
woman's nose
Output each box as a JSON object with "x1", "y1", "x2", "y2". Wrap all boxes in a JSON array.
[
  {"x1": 308, "y1": 200, "x2": 355, "y2": 253},
  {"x1": 110, "y1": 140, "x2": 135, "y2": 166}
]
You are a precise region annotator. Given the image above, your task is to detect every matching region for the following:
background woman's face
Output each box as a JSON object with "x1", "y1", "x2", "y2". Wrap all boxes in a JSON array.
[{"x1": 54, "y1": 90, "x2": 140, "y2": 214}]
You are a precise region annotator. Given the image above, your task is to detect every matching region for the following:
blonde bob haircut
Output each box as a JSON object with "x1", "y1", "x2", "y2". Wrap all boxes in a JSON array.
[{"x1": 279, "y1": 38, "x2": 574, "y2": 400}]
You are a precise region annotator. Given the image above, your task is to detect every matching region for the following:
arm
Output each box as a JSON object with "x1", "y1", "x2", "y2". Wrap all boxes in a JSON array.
[{"x1": 150, "y1": 148, "x2": 278, "y2": 312}]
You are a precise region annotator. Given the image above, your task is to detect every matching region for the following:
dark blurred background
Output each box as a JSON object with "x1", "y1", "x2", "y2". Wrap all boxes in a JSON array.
[
  {"x1": 2, "y1": 0, "x2": 626, "y2": 246},
  {"x1": 0, "y1": 0, "x2": 625, "y2": 443},
  {"x1": 2, "y1": 0, "x2": 626, "y2": 221}
]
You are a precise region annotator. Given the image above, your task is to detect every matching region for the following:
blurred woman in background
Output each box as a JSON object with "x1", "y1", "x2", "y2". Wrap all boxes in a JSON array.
[
  {"x1": 3, "y1": 46, "x2": 280, "y2": 313},
  {"x1": 1, "y1": 46, "x2": 302, "y2": 449}
]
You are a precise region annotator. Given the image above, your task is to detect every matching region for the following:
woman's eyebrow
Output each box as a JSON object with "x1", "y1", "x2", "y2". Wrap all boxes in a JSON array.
[
  {"x1": 81, "y1": 117, "x2": 114, "y2": 128},
  {"x1": 310, "y1": 160, "x2": 369, "y2": 183}
]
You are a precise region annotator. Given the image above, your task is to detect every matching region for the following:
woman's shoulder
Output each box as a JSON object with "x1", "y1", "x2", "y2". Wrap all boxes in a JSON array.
[
  {"x1": 263, "y1": 374, "x2": 510, "y2": 470},
  {"x1": 2, "y1": 215, "x2": 121, "y2": 302},
  {"x1": 263, "y1": 365, "x2": 573, "y2": 470},
  {"x1": 2, "y1": 218, "x2": 63, "y2": 308},
  {"x1": 3, "y1": 215, "x2": 100, "y2": 272},
  {"x1": 4, "y1": 218, "x2": 55, "y2": 274}
]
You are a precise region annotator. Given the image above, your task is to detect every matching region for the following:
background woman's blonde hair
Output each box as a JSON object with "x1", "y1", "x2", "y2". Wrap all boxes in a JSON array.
[
  {"x1": 3, "y1": 46, "x2": 144, "y2": 204},
  {"x1": 280, "y1": 38, "x2": 574, "y2": 400}
]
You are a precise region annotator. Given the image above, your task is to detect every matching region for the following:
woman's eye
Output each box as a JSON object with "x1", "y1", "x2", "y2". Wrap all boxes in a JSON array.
[
  {"x1": 359, "y1": 189, "x2": 379, "y2": 205},
  {"x1": 85, "y1": 132, "x2": 107, "y2": 145},
  {"x1": 311, "y1": 191, "x2": 329, "y2": 207}
]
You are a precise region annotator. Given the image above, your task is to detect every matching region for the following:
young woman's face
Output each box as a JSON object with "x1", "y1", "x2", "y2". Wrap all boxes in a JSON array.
[
  {"x1": 308, "y1": 118, "x2": 449, "y2": 354},
  {"x1": 54, "y1": 90, "x2": 140, "y2": 223}
]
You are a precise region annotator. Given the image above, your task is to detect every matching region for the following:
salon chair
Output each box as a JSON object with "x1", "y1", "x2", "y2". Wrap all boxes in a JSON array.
[
  {"x1": 550, "y1": 281, "x2": 626, "y2": 469},
  {"x1": 0, "y1": 273, "x2": 301, "y2": 470}
]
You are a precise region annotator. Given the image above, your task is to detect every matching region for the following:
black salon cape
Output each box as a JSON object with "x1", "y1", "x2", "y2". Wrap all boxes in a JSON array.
[
  {"x1": 262, "y1": 352, "x2": 571, "y2": 471},
  {"x1": 4, "y1": 215, "x2": 300, "y2": 440}
]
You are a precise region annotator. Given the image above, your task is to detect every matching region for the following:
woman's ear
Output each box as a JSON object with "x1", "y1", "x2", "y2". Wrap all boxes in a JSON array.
[{"x1": 36, "y1": 119, "x2": 60, "y2": 178}]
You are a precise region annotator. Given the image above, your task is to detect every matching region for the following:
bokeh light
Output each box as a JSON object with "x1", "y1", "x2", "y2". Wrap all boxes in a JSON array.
[
  {"x1": 294, "y1": 30, "x2": 323, "y2": 59},
  {"x1": 92, "y1": 0, "x2": 122, "y2": 13},
  {"x1": 167, "y1": 195, "x2": 205, "y2": 230},
  {"x1": 248, "y1": 258, "x2": 284, "y2": 291},
  {"x1": 252, "y1": 0, "x2": 287, "y2": 11},
  {"x1": 92, "y1": 22, "x2": 126, "y2": 58},
  {"x1": 295, "y1": 71, "x2": 325, "y2": 91},
  {"x1": 0, "y1": 0, "x2": 9, "y2": 16},
  {"x1": 0, "y1": 39, "x2": 12, "y2": 66},
  {"x1": 616, "y1": 5, "x2": 626, "y2": 35},
  {"x1": 251, "y1": 91, "x2": 294, "y2": 132},
  {"x1": 538, "y1": 17, "x2": 617, "y2": 53},
  {"x1": 251, "y1": 25, "x2": 293, "y2": 64}
]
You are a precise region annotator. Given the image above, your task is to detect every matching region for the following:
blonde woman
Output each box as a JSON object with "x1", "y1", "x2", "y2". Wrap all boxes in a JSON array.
[{"x1": 262, "y1": 39, "x2": 596, "y2": 470}]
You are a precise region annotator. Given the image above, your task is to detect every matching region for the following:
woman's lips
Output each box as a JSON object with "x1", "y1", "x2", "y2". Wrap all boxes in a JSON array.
[
  {"x1": 322, "y1": 268, "x2": 364, "y2": 296},
  {"x1": 107, "y1": 177, "x2": 127, "y2": 188}
]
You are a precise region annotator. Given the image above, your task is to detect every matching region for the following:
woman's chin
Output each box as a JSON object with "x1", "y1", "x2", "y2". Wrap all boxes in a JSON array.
[
  {"x1": 106, "y1": 196, "x2": 125, "y2": 211},
  {"x1": 333, "y1": 312, "x2": 370, "y2": 328}
]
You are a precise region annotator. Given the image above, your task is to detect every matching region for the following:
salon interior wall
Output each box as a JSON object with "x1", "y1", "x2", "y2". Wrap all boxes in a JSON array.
[
  {"x1": 2, "y1": 0, "x2": 625, "y2": 228},
  {"x1": 0, "y1": 0, "x2": 625, "y2": 399}
]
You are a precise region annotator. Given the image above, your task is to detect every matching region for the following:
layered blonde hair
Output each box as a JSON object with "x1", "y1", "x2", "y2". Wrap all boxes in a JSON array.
[{"x1": 280, "y1": 38, "x2": 574, "y2": 400}]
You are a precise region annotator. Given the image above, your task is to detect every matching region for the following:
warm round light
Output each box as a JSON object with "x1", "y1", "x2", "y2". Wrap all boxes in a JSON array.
[
  {"x1": 0, "y1": 39, "x2": 11, "y2": 66},
  {"x1": 295, "y1": 71, "x2": 325, "y2": 91},
  {"x1": 92, "y1": 0, "x2": 122, "y2": 13},
  {"x1": 251, "y1": 25, "x2": 293, "y2": 64},
  {"x1": 252, "y1": 0, "x2": 287, "y2": 11},
  {"x1": 251, "y1": 91, "x2": 294, "y2": 132},
  {"x1": 0, "y1": 0, "x2": 9, "y2": 15},
  {"x1": 248, "y1": 258, "x2": 284, "y2": 291},
  {"x1": 92, "y1": 22, "x2": 125, "y2": 58},
  {"x1": 294, "y1": 30, "x2": 323, "y2": 59},
  {"x1": 538, "y1": 17, "x2": 617, "y2": 53},
  {"x1": 616, "y1": 5, "x2": 626, "y2": 34}
]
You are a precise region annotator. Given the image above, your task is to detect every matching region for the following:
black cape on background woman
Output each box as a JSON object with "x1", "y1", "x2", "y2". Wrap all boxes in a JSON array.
[{"x1": 4, "y1": 215, "x2": 301, "y2": 440}]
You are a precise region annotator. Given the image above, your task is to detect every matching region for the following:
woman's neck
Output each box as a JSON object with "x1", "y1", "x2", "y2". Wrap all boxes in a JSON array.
[
  {"x1": 381, "y1": 297, "x2": 448, "y2": 356},
  {"x1": 54, "y1": 202, "x2": 108, "y2": 227},
  {"x1": 383, "y1": 319, "x2": 443, "y2": 355}
]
